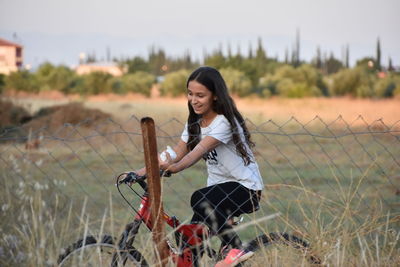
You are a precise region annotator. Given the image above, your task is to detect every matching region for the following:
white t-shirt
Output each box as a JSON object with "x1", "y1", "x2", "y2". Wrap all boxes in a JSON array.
[{"x1": 181, "y1": 115, "x2": 264, "y2": 191}]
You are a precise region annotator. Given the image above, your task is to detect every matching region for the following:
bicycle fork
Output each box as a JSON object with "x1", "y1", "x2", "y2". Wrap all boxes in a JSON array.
[{"x1": 112, "y1": 219, "x2": 143, "y2": 264}]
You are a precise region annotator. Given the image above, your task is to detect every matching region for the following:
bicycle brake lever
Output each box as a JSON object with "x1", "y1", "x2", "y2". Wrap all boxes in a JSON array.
[
  {"x1": 118, "y1": 172, "x2": 138, "y2": 185},
  {"x1": 163, "y1": 170, "x2": 172, "y2": 177},
  {"x1": 160, "y1": 169, "x2": 171, "y2": 177}
]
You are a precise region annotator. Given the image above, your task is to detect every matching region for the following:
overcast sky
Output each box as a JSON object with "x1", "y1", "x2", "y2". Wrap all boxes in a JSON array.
[{"x1": 1, "y1": 0, "x2": 399, "y2": 68}]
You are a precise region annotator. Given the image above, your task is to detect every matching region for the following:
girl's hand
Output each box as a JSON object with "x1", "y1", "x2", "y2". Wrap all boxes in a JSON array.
[
  {"x1": 159, "y1": 151, "x2": 173, "y2": 170},
  {"x1": 159, "y1": 151, "x2": 179, "y2": 174},
  {"x1": 132, "y1": 167, "x2": 146, "y2": 177}
]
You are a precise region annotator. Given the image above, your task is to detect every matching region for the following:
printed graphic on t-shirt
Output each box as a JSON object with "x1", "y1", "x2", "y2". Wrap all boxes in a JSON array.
[{"x1": 203, "y1": 149, "x2": 218, "y2": 165}]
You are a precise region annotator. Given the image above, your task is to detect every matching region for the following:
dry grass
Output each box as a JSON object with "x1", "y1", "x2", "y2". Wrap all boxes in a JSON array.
[
  {"x1": 1, "y1": 163, "x2": 399, "y2": 266},
  {"x1": 235, "y1": 97, "x2": 400, "y2": 125},
  {"x1": 4, "y1": 92, "x2": 400, "y2": 126}
]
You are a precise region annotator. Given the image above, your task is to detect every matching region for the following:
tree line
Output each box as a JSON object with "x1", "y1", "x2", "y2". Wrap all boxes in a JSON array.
[{"x1": 1, "y1": 38, "x2": 399, "y2": 98}]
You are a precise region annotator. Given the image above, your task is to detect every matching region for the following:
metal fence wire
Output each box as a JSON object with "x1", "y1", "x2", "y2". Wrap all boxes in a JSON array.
[{"x1": 1, "y1": 115, "x2": 399, "y2": 245}]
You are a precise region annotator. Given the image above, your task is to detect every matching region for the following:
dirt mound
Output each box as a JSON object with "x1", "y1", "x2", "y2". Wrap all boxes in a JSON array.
[
  {"x1": 0, "y1": 99, "x2": 31, "y2": 128},
  {"x1": 24, "y1": 102, "x2": 111, "y2": 133},
  {"x1": 0, "y1": 101, "x2": 112, "y2": 143}
]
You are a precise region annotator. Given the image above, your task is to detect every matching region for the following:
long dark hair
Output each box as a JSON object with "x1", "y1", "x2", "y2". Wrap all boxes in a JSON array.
[{"x1": 186, "y1": 66, "x2": 254, "y2": 165}]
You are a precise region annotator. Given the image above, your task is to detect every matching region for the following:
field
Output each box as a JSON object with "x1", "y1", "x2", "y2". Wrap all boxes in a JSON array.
[
  {"x1": 1, "y1": 94, "x2": 399, "y2": 266},
  {"x1": 7, "y1": 92, "x2": 400, "y2": 124}
]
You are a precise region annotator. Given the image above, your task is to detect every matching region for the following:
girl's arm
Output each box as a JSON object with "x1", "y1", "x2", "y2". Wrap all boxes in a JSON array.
[
  {"x1": 170, "y1": 140, "x2": 189, "y2": 163},
  {"x1": 134, "y1": 140, "x2": 189, "y2": 176},
  {"x1": 165, "y1": 136, "x2": 220, "y2": 174}
]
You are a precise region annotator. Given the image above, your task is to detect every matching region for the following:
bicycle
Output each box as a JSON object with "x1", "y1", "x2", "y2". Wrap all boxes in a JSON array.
[{"x1": 58, "y1": 171, "x2": 321, "y2": 266}]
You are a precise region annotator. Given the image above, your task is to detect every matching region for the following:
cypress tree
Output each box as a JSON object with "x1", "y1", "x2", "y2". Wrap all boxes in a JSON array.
[
  {"x1": 248, "y1": 42, "x2": 253, "y2": 59},
  {"x1": 376, "y1": 37, "x2": 381, "y2": 71},
  {"x1": 315, "y1": 46, "x2": 322, "y2": 69},
  {"x1": 284, "y1": 47, "x2": 289, "y2": 64},
  {"x1": 256, "y1": 37, "x2": 267, "y2": 61},
  {"x1": 388, "y1": 57, "x2": 394, "y2": 72},
  {"x1": 227, "y1": 42, "x2": 232, "y2": 59},
  {"x1": 294, "y1": 28, "x2": 300, "y2": 67}
]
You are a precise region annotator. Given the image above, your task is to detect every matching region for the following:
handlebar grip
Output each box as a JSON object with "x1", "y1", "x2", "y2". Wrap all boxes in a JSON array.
[{"x1": 119, "y1": 172, "x2": 143, "y2": 185}]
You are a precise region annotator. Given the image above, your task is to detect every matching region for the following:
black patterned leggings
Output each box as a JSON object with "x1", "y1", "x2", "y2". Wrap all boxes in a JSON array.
[{"x1": 190, "y1": 182, "x2": 261, "y2": 249}]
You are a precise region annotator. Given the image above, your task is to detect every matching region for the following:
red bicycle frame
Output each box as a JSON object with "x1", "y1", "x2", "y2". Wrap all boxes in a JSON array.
[{"x1": 134, "y1": 192, "x2": 211, "y2": 267}]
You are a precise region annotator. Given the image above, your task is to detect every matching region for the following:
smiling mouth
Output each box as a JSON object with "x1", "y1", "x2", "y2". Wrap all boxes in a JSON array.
[{"x1": 192, "y1": 104, "x2": 201, "y2": 110}]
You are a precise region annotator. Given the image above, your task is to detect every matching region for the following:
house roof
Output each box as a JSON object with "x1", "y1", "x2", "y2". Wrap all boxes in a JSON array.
[
  {"x1": 0, "y1": 38, "x2": 22, "y2": 48},
  {"x1": 82, "y1": 61, "x2": 119, "y2": 67}
]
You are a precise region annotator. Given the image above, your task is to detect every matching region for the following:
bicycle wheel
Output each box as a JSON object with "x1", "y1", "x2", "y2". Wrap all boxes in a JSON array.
[
  {"x1": 58, "y1": 235, "x2": 148, "y2": 267},
  {"x1": 243, "y1": 232, "x2": 321, "y2": 266}
]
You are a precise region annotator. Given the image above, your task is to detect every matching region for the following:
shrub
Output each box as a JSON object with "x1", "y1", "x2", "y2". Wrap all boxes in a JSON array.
[
  {"x1": 259, "y1": 64, "x2": 325, "y2": 97},
  {"x1": 0, "y1": 74, "x2": 5, "y2": 94},
  {"x1": 37, "y1": 64, "x2": 77, "y2": 93},
  {"x1": 5, "y1": 70, "x2": 39, "y2": 92},
  {"x1": 159, "y1": 69, "x2": 190, "y2": 96},
  {"x1": 220, "y1": 68, "x2": 252, "y2": 97},
  {"x1": 79, "y1": 72, "x2": 113, "y2": 95},
  {"x1": 356, "y1": 84, "x2": 375, "y2": 98},
  {"x1": 108, "y1": 77, "x2": 123, "y2": 94},
  {"x1": 329, "y1": 67, "x2": 382, "y2": 97},
  {"x1": 374, "y1": 74, "x2": 400, "y2": 98},
  {"x1": 120, "y1": 72, "x2": 156, "y2": 96},
  {"x1": 258, "y1": 74, "x2": 277, "y2": 97},
  {"x1": 330, "y1": 68, "x2": 361, "y2": 96}
]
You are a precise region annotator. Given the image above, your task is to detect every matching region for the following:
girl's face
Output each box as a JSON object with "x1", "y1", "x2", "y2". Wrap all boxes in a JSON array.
[{"x1": 187, "y1": 80, "x2": 216, "y2": 117}]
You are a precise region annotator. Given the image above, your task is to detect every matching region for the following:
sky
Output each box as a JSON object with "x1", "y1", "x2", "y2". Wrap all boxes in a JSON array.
[{"x1": 1, "y1": 0, "x2": 399, "y2": 69}]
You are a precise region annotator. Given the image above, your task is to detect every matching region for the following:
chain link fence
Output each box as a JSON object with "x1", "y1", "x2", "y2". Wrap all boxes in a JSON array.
[{"x1": 1, "y1": 115, "x2": 399, "y2": 264}]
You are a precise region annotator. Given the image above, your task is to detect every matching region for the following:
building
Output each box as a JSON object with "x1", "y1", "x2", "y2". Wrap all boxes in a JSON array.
[
  {"x1": 75, "y1": 61, "x2": 126, "y2": 76},
  {"x1": 0, "y1": 38, "x2": 23, "y2": 75}
]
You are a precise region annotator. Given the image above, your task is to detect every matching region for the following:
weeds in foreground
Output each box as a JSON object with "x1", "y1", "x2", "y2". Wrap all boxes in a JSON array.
[{"x1": 1, "y1": 158, "x2": 399, "y2": 266}]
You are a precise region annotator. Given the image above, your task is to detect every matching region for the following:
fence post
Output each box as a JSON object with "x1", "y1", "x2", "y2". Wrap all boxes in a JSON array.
[{"x1": 140, "y1": 117, "x2": 169, "y2": 266}]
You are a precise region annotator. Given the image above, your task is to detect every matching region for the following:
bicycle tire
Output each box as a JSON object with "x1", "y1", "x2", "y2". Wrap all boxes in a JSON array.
[
  {"x1": 57, "y1": 234, "x2": 148, "y2": 267},
  {"x1": 243, "y1": 232, "x2": 321, "y2": 265}
]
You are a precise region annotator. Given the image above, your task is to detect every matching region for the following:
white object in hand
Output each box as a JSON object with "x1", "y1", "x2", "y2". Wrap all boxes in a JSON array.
[{"x1": 160, "y1": 146, "x2": 177, "y2": 162}]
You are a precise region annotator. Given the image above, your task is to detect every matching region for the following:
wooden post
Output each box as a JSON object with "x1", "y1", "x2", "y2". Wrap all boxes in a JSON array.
[{"x1": 140, "y1": 117, "x2": 169, "y2": 266}]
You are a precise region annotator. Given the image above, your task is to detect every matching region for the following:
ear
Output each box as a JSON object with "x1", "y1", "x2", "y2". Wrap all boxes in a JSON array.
[{"x1": 213, "y1": 96, "x2": 217, "y2": 101}]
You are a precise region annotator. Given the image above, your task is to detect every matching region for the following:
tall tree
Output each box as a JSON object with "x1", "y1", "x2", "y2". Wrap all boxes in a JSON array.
[
  {"x1": 345, "y1": 44, "x2": 350, "y2": 68},
  {"x1": 254, "y1": 37, "x2": 268, "y2": 85},
  {"x1": 388, "y1": 57, "x2": 394, "y2": 72},
  {"x1": 293, "y1": 28, "x2": 301, "y2": 67},
  {"x1": 148, "y1": 46, "x2": 167, "y2": 76},
  {"x1": 203, "y1": 46, "x2": 226, "y2": 69},
  {"x1": 255, "y1": 37, "x2": 267, "y2": 61},
  {"x1": 325, "y1": 52, "x2": 343, "y2": 74},
  {"x1": 291, "y1": 44, "x2": 296, "y2": 66},
  {"x1": 376, "y1": 37, "x2": 381, "y2": 71},
  {"x1": 227, "y1": 42, "x2": 232, "y2": 59},
  {"x1": 124, "y1": 56, "x2": 150, "y2": 74},
  {"x1": 313, "y1": 46, "x2": 322, "y2": 70},
  {"x1": 248, "y1": 42, "x2": 253, "y2": 59},
  {"x1": 284, "y1": 47, "x2": 289, "y2": 64}
]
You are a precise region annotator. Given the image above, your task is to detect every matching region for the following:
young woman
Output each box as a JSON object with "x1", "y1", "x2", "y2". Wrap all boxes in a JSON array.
[{"x1": 135, "y1": 66, "x2": 263, "y2": 267}]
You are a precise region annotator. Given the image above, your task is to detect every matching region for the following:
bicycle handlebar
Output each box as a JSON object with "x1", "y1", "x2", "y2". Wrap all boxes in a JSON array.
[{"x1": 117, "y1": 170, "x2": 171, "y2": 185}]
